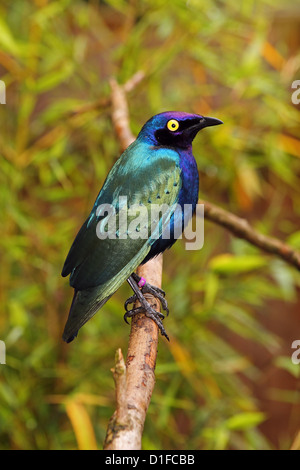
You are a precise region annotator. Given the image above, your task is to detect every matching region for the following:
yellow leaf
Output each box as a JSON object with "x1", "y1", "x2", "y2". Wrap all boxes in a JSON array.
[
  {"x1": 262, "y1": 41, "x2": 285, "y2": 70},
  {"x1": 279, "y1": 134, "x2": 300, "y2": 159},
  {"x1": 66, "y1": 400, "x2": 98, "y2": 450}
]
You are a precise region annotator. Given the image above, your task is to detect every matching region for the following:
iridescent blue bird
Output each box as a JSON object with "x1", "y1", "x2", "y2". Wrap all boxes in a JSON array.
[{"x1": 61, "y1": 111, "x2": 222, "y2": 342}]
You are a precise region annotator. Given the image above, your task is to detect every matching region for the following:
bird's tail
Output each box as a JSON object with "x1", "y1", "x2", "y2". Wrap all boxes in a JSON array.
[{"x1": 62, "y1": 287, "x2": 111, "y2": 343}]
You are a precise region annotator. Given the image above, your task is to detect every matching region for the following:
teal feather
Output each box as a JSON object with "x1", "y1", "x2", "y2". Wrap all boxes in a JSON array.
[{"x1": 62, "y1": 141, "x2": 181, "y2": 342}]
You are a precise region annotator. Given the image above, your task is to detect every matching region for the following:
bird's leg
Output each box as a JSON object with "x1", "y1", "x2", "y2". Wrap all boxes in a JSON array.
[
  {"x1": 125, "y1": 272, "x2": 169, "y2": 315},
  {"x1": 124, "y1": 275, "x2": 170, "y2": 340}
]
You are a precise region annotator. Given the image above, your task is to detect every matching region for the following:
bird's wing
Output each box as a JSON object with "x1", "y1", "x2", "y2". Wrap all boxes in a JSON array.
[{"x1": 61, "y1": 142, "x2": 182, "y2": 295}]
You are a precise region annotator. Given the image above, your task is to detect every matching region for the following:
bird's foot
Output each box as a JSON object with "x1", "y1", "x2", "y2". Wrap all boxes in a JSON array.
[
  {"x1": 124, "y1": 304, "x2": 169, "y2": 341},
  {"x1": 124, "y1": 274, "x2": 170, "y2": 341},
  {"x1": 125, "y1": 273, "x2": 169, "y2": 316}
]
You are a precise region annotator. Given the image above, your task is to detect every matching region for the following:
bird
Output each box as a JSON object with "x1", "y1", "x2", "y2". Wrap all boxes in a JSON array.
[{"x1": 61, "y1": 111, "x2": 223, "y2": 342}]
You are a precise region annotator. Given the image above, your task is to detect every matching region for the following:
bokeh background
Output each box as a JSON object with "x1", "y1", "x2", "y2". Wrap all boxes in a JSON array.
[{"x1": 0, "y1": 0, "x2": 300, "y2": 450}]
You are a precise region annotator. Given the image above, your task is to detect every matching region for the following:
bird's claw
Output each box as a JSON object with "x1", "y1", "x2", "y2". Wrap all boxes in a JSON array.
[
  {"x1": 124, "y1": 279, "x2": 169, "y2": 316},
  {"x1": 123, "y1": 305, "x2": 169, "y2": 341},
  {"x1": 124, "y1": 294, "x2": 137, "y2": 312}
]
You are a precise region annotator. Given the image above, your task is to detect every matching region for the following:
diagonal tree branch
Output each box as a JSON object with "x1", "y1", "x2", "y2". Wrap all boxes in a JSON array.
[
  {"x1": 70, "y1": 71, "x2": 146, "y2": 119},
  {"x1": 199, "y1": 199, "x2": 300, "y2": 270}
]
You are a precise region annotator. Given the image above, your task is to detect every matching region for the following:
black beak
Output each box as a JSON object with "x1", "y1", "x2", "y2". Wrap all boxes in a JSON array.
[{"x1": 200, "y1": 116, "x2": 223, "y2": 128}]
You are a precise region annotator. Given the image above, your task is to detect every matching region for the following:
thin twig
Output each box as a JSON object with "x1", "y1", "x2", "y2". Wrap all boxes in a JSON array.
[
  {"x1": 16, "y1": 72, "x2": 145, "y2": 168},
  {"x1": 71, "y1": 71, "x2": 145, "y2": 119},
  {"x1": 199, "y1": 199, "x2": 300, "y2": 271}
]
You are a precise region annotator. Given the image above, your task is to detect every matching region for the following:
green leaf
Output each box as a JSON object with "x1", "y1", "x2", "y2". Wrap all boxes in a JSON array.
[
  {"x1": 34, "y1": 62, "x2": 74, "y2": 93},
  {"x1": 0, "y1": 18, "x2": 21, "y2": 55},
  {"x1": 209, "y1": 254, "x2": 267, "y2": 274},
  {"x1": 226, "y1": 412, "x2": 266, "y2": 430},
  {"x1": 275, "y1": 356, "x2": 300, "y2": 379}
]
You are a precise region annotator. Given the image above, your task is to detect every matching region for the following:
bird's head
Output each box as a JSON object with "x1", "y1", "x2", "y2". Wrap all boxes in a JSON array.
[{"x1": 138, "y1": 111, "x2": 223, "y2": 149}]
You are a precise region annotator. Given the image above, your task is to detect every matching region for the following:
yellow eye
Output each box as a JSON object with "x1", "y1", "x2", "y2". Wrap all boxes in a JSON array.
[{"x1": 167, "y1": 119, "x2": 179, "y2": 132}]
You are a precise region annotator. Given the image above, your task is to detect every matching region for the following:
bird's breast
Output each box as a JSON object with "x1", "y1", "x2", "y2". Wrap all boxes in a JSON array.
[{"x1": 177, "y1": 148, "x2": 199, "y2": 212}]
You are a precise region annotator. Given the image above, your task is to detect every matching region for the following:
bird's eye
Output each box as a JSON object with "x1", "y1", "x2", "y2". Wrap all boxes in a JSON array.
[{"x1": 167, "y1": 119, "x2": 179, "y2": 132}]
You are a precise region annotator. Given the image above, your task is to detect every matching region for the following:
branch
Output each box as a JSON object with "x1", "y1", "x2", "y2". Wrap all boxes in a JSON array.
[
  {"x1": 104, "y1": 74, "x2": 161, "y2": 450},
  {"x1": 17, "y1": 72, "x2": 146, "y2": 168},
  {"x1": 199, "y1": 199, "x2": 300, "y2": 271},
  {"x1": 71, "y1": 71, "x2": 145, "y2": 119}
]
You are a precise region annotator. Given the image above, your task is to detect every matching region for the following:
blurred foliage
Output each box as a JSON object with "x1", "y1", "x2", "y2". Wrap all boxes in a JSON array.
[{"x1": 0, "y1": 0, "x2": 300, "y2": 450}]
